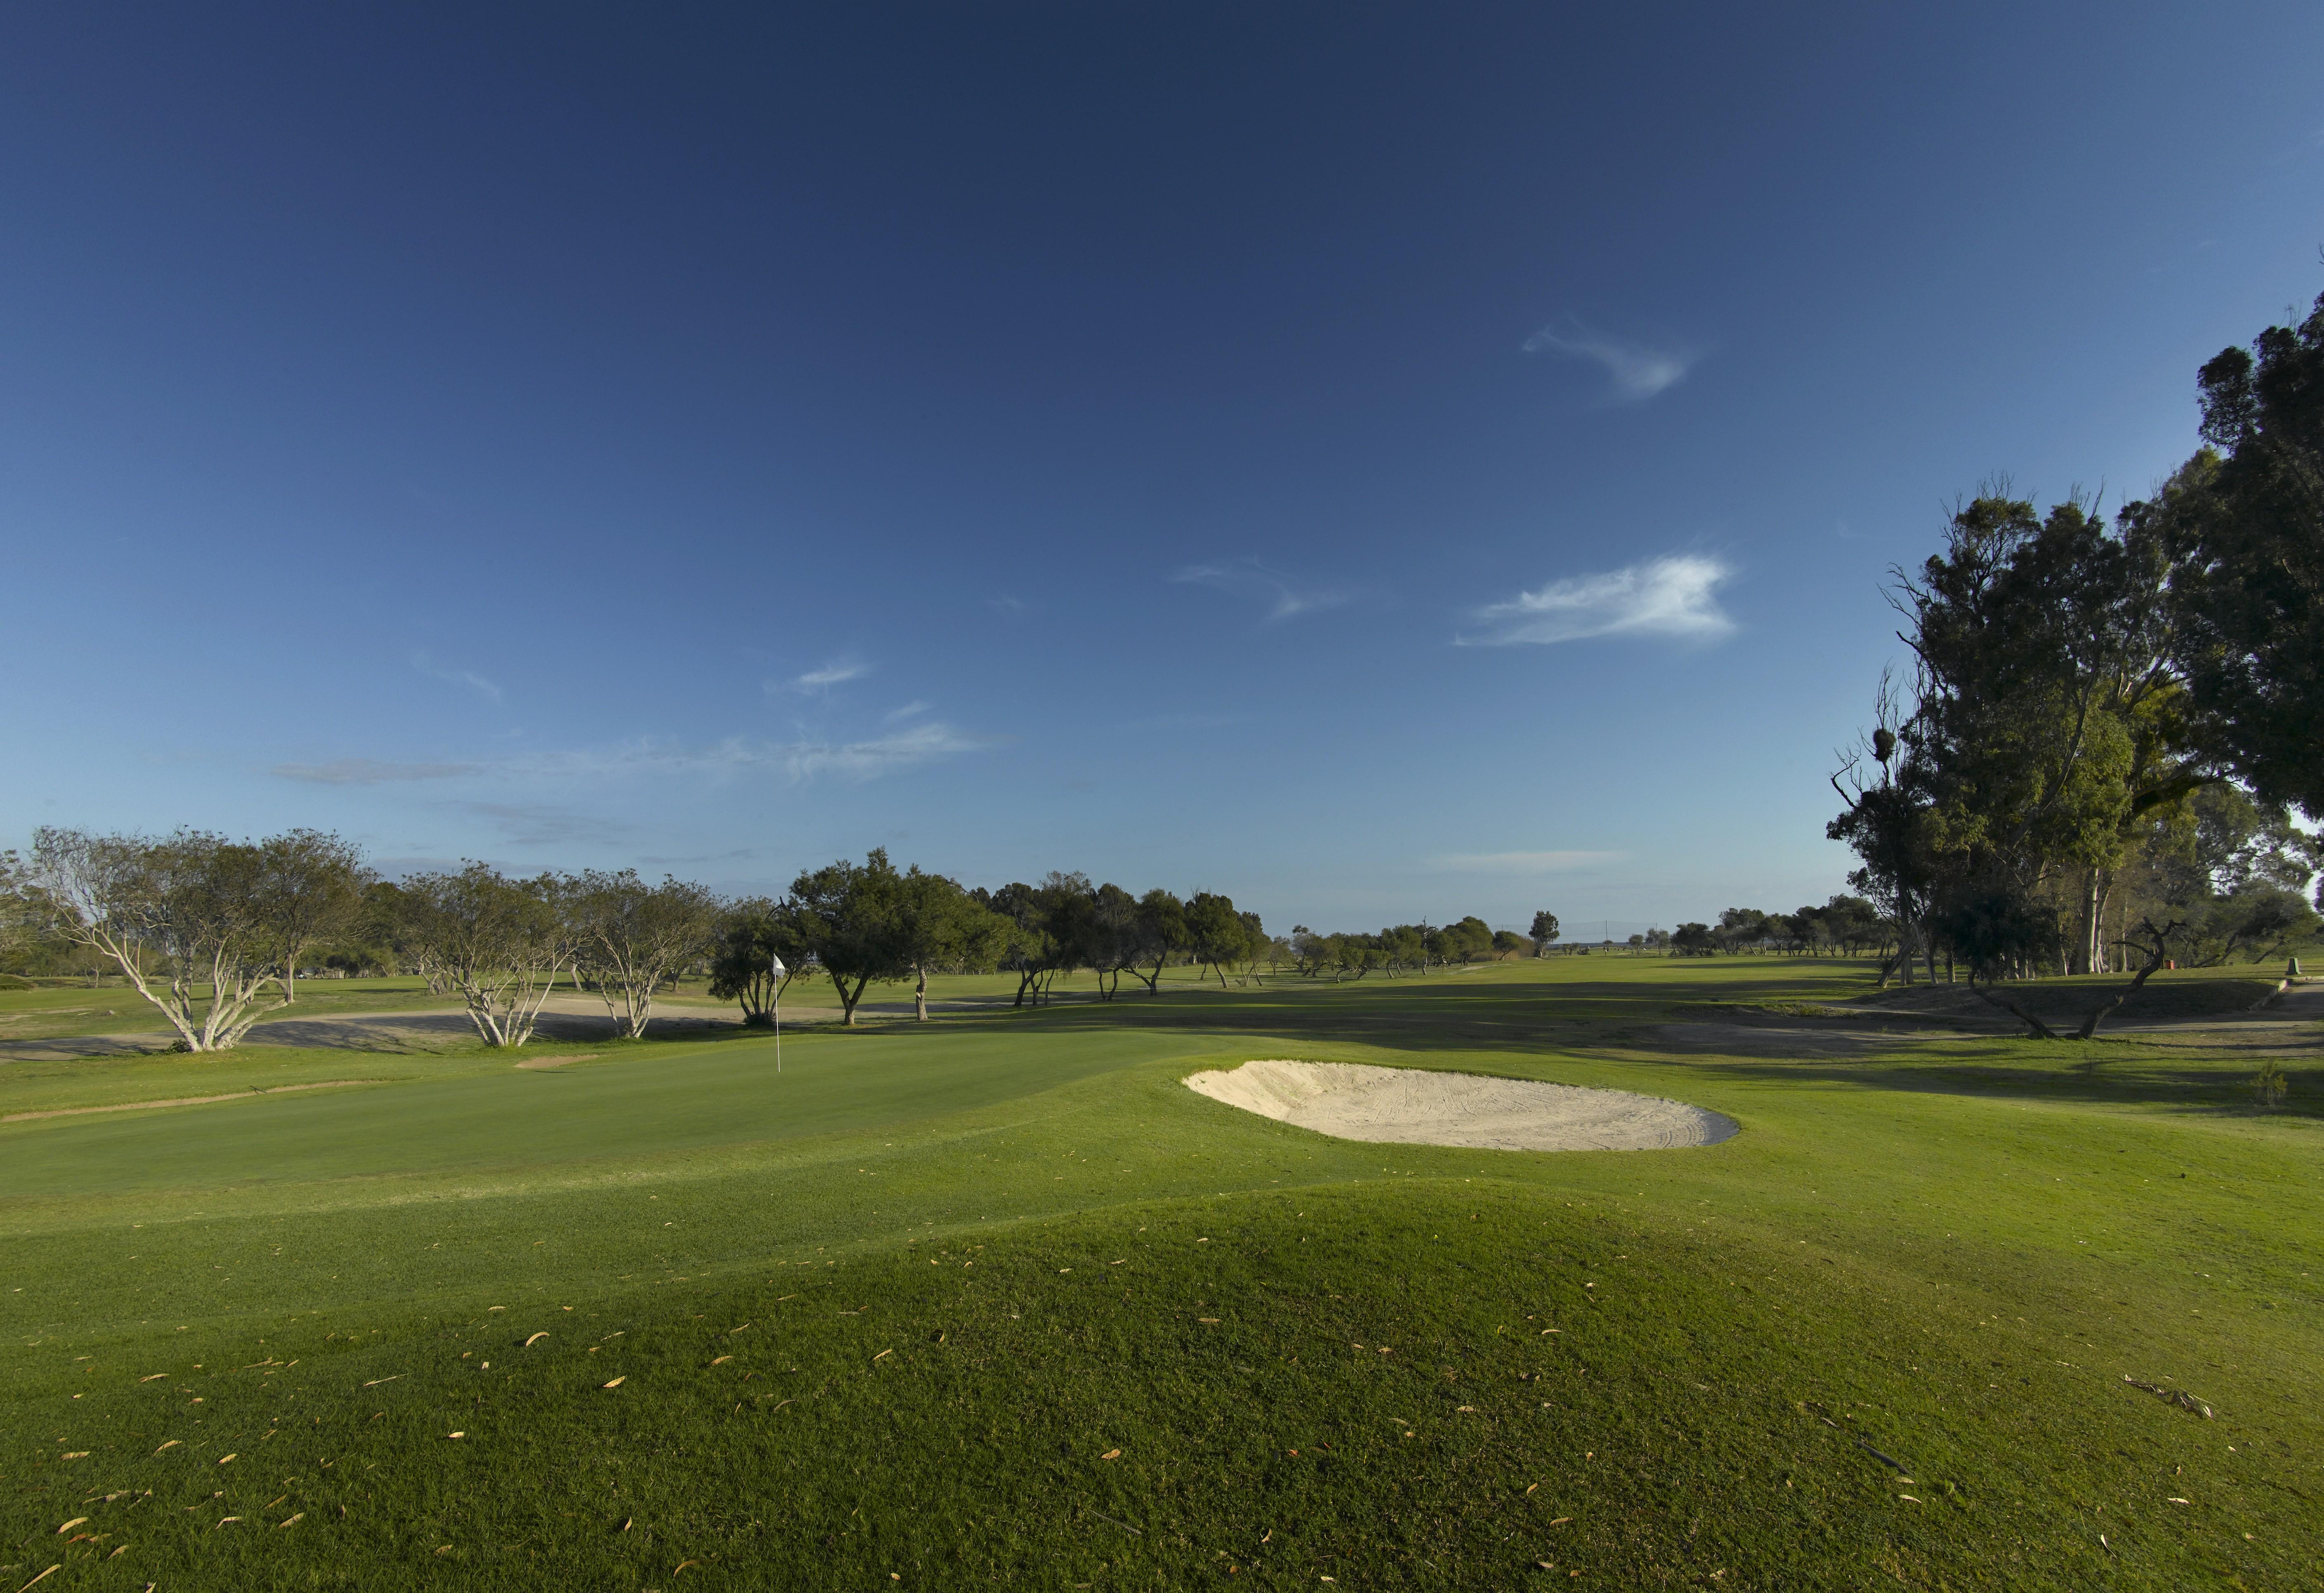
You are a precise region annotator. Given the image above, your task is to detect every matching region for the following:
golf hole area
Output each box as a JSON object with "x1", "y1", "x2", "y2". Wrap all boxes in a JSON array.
[{"x1": 1183, "y1": 1059, "x2": 1738, "y2": 1152}]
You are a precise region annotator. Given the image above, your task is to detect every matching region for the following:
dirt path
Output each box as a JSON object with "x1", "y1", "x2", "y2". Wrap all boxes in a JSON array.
[{"x1": 2, "y1": 1080, "x2": 382, "y2": 1123}]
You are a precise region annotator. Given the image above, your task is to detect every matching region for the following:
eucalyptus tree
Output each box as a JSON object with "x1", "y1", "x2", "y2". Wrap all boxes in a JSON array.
[
  {"x1": 894, "y1": 866, "x2": 1007, "y2": 1019},
  {"x1": 790, "y1": 850, "x2": 913, "y2": 1025},
  {"x1": 1182, "y1": 891, "x2": 1254, "y2": 988},
  {"x1": 2149, "y1": 288, "x2": 2324, "y2": 818},
  {"x1": 25, "y1": 826, "x2": 314, "y2": 1051},
  {"x1": 707, "y1": 896, "x2": 813, "y2": 1027},
  {"x1": 1528, "y1": 911, "x2": 1560, "y2": 954},
  {"x1": 1127, "y1": 888, "x2": 1188, "y2": 993}
]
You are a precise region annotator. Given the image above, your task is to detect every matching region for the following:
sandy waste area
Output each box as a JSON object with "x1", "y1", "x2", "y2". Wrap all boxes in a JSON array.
[{"x1": 1184, "y1": 1059, "x2": 1737, "y2": 1152}]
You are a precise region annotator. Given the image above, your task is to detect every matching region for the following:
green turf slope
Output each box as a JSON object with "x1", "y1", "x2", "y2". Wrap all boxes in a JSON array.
[{"x1": 2, "y1": 960, "x2": 2317, "y2": 1590}]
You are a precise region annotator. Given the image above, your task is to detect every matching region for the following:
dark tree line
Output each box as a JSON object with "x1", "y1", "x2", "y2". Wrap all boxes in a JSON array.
[{"x1": 1828, "y1": 286, "x2": 2324, "y2": 1029}]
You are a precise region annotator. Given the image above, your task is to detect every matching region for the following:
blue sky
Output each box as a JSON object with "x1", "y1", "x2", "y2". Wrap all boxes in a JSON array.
[{"x1": 4, "y1": 2, "x2": 2321, "y2": 933}]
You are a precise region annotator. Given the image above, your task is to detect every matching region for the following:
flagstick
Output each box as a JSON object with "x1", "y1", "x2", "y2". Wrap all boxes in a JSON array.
[{"x1": 771, "y1": 951, "x2": 787, "y2": 1075}]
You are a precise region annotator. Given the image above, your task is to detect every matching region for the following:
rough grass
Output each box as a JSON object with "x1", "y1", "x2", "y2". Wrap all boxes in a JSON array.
[{"x1": 3, "y1": 957, "x2": 2318, "y2": 1590}]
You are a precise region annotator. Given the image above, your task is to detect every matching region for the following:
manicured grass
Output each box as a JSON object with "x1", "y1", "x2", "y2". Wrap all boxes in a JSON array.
[{"x1": 2, "y1": 958, "x2": 2317, "y2": 1589}]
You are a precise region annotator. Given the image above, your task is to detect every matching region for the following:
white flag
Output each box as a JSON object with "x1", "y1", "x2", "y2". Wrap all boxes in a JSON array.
[{"x1": 770, "y1": 954, "x2": 787, "y2": 977}]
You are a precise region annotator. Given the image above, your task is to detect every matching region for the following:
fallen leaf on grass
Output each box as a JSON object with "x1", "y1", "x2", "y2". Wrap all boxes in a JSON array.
[
  {"x1": 54, "y1": 1519, "x2": 89, "y2": 1535},
  {"x1": 1198, "y1": 1318, "x2": 1220, "y2": 1325},
  {"x1": 524, "y1": 1333, "x2": 548, "y2": 1347},
  {"x1": 279, "y1": 1513, "x2": 304, "y2": 1529},
  {"x1": 2168, "y1": 1496, "x2": 2191, "y2": 1505},
  {"x1": 1100, "y1": 1450, "x2": 1122, "y2": 1461},
  {"x1": 1550, "y1": 1517, "x2": 1571, "y2": 1525},
  {"x1": 362, "y1": 1377, "x2": 398, "y2": 1388},
  {"x1": 674, "y1": 1560, "x2": 700, "y2": 1574},
  {"x1": 710, "y1": 1356, "x2": 733, "y2": 1366},
  {"x1": 218, "y1": 1454, "x2": 237, "y2": 1465},
  {"x1": 447, "y1": 1432, "x2": 465, "y2": 1440},
  {"x1": 872, "y1": 1350, "x2": 893, "y2": 1362},
  {"x1": 17, "y1": 1566, "x2": 61, "y2": 1592},
  {"x1": 1898, "y1": 1494, "x2": 1921, "y2": 1503},
  {"x1": 155, "y1": 1440, "x2": 180, "y2": 1453},
  {"x1": 217, "y1": 1517, "x2": 243, "y2": 1527},
  {"x1": 602, "y1": 1377, "x2": 625, "y2": 1389},
  {"x1": 57, "y1": 1453, "x2": 87, "y2": 1461},
  {"x1": 139, "y1": 1373, "x2": 168, "y2": 1382},
  {"x1": 728, "y1": 1323, "x2": 750, "y2": 1334}
]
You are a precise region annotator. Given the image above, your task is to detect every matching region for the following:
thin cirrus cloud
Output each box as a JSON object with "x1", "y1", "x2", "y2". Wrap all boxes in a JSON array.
[
  {"x1": 1172, "y1": 559, "x2": 1350, "y2": 622},
  {"x1": 495, "y1": 721, "x2": 994, "y2": 784},
  {"x1": 273, "y1": 758, "x2": 481, "y2": 785},
  {"x1": 782, "y1": 720, "x2": 991, "y2": 781},
  {"x1": 785, "y1": 658, "x2": 870, "y2": 694},
  {"x1": 1521, "y1": 318, "x2": 1697, "y2": 402},
  {"x1": 411, "y1": 650, "x2": 504, "y2": 704},
  {"x1": 1459, "y1": 555, "x2": 1735, "y2": 647},
  {"x1": 1432, "y1": 849, "x2": 1626, "y2": 873}
]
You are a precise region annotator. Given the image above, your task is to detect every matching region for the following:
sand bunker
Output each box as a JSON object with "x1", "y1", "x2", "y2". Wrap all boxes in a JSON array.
[{"x1": 1183, "y1": 1059, "x2": 1736, "y2": 1152}]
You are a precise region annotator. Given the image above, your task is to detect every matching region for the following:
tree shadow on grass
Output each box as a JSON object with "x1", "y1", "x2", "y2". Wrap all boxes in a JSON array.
[{"x1": 935, "y1": 975, "x2": 2324, "y2": 1123}]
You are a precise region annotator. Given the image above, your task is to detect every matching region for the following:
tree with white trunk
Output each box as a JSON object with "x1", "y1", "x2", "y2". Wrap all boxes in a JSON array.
[
  {"x1": 24, "y1": 827, "x2": 311, "y2": 1051},
  {"x1": 566, "y1": 870, "x2": 722, "y2": 1040},
  {"x1": 395, "y1": 864, "x2": 578, "y2": 1048}
]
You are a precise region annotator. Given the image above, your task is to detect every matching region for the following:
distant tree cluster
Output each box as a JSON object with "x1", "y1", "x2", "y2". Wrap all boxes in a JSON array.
[
  {"x1": 1658, "y1": 897, "x2": 1892, "y2": 958},
  {"x1": 1827, "y1": 286, "x2": 2324, "y2": 1017},
  {"x1": 1282, "y1": 916, "x2": 1518, "y2": 979},
  {"x1": 0, "y1": 830, "x2": 1267, "y2": 1048}
]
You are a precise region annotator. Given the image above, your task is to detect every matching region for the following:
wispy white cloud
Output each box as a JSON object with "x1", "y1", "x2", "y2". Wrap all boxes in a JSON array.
[
  {"x1": 1172, "y1": 559, "x2": 1350, "y2": 622},
  {"x1": 884, "y1": 700, "x2": 931, "y2": 723},
  {"x1": 1431, "y1": 850, "x2": 1626, "y2": 873},
  {"x1": 1522, "y1": 318, "x2": 1697, "y2": 402},
  {"x1": 785, "y1": 658, "x2": 870, "y2": 693},
  {"x1": 494, "y1": 722, "x2": 994, "y2": 785},
  {"x1": 1459, "y1": 555, "x2": 1735, "y2": 646},
  {"x1": 274, "y1": 758, "x2": 481, "y2": 785},
  {"x1": 783, "y1": 721, "x2": 990, "y2": 781},
  {"x1": 412, "y1": 651, "x2": 503, "y2": 703}
]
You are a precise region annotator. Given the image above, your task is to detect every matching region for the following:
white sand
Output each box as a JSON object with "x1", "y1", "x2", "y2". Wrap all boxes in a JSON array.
[{"x1": 1183, "y1": 1059, "x2": 1737, "y2": 1152}]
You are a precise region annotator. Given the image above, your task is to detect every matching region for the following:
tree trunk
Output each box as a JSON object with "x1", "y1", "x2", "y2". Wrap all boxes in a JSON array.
[{"x1": 915, "y1": 964, "x2": 928, "y2": 1021}]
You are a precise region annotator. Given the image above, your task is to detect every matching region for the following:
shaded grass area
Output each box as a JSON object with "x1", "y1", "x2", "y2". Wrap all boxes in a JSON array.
[{"x1": 2, "y1": 956, "x2": 2319, "y2": 1589}]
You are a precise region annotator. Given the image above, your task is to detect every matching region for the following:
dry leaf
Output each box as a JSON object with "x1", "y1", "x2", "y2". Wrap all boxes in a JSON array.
[
  {"x1": 279, "y1": 1513, "x2": 304, "y2": 1529},
  {"x1": 54, "y1": 1519, "x2": 88, "y2": 1536},
  {"x1": 217, "y1": 1516, "x2": 243, "y2": 1527},
  {"x1": 1100, "y1": 1449, "x2": 1122, "y2": 1461},
  {"x1": 603, "y1": 1377, "x2": 626, "y2": 1388},
  {"x1": 139, "y1": 1373, "x2": 168, "y2": 1382},
  {"x1": 872, "y1": 1350, "x2": 893, "y2": 1362},
  {"x1": 19, "y1": 1567, "x2": 61, "y2": 1592},
  {"x1": 57, "y1": 1453, "x2": 87, "y2": 1461},
  {"x1": 1525, "y1": 1484, "x2": 1538, "y2": 1495},
  {"x1": 155, "y1": 1440, "x2": 181, "y2": 1453},
  {"x1": 448, "y1": 1432, "x2": 465, "y2": 1440},
  {"x1": 1198, "y1": 1318, "x2": 1220, "y2": 1325},
  {"x1": 524, "y1": 1333, "x2": 548, "y2": 1347},
  {"x1": 218, "y1": 1454, "x2": 237, "y2": 1465},
  {"x1": 674, "y1": 1560, "x2": 701, "y2": 1574}
]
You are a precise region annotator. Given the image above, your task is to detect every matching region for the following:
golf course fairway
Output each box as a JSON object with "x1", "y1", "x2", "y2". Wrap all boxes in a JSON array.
[{"x1": 2, "y1": 957, "x2": 2317, "y2": 1590}]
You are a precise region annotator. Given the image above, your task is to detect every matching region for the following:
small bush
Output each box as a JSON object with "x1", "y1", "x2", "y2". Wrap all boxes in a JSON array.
[{"x1": 2253, "y1": 1061, "x2": 2289, "y2": 1110}]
